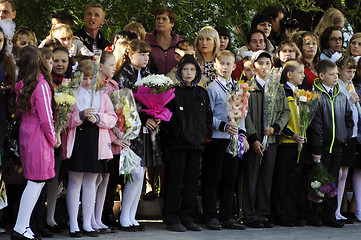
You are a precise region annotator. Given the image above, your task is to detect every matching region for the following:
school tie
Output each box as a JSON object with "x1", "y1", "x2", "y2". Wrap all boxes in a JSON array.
[{"x1": 329, "y1": 89, "x2": 333, "y2": 98}]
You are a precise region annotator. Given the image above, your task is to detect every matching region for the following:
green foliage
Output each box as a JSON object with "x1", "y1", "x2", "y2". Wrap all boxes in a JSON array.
[{"x1": 13, "y1": 0, "x2": 355, "y2": 49}]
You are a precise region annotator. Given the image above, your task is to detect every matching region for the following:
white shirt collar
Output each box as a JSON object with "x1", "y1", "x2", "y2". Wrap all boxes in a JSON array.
[
  {"x1": 216, "y1": 76, "x2": 233, "y2": 86},
  {"x1": 321, "y1": 83, "x2": 333, "y2": 94},
  {"x1": 255, "y1": 75, "x2": 267, "y2": 88},
  {"x1": 76, "y1": 87, "x2": 101, "y2": 112},
  {"x1": 286, "y1": 81, "x2": 298, "y2": 92},
  {"x1": 137, "y1": 70, "x2": 142, "y2": 82}
]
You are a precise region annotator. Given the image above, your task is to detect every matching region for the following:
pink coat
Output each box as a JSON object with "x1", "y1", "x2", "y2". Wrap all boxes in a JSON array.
[
  {"x1": 62, "y1": 90, "x2": 117, "y2": 160},
  {"x1": 15, "y1": 74, "x2": 57, "y2": 181}
]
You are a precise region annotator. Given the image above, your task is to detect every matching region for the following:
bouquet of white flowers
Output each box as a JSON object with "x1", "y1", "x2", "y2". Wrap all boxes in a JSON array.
[{"x1": 262, "y1": 68, "x2": 282, "y2": 151}]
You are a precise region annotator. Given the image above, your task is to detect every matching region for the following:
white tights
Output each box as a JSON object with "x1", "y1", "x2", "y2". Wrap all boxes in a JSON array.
[
  {"x1": 353, "y1": 169, "x2": 361, "y2": 220},
  {"x1": 119, "y1": 167, "x2": 145, "y2": 227},
  {"x1": 336, "y1": 166, "x2": 348, "y2": 220},
  {"x1": 14, "y1": 180, "x2": 45, "y2": 239},
  {"x1": 67, "y1": 171, "x2": 97, "y2": 233},
  {"x1": 91, "y1": 173, "x2": 110, "y2": 229},
  {"x1": 46, "y1": 156, "x2": 62, "y2": 227}
]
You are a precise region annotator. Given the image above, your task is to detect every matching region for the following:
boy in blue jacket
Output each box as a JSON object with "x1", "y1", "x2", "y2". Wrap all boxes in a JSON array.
[{"x1": 202, "y1": 50, "x2": 249, "y2": 231}]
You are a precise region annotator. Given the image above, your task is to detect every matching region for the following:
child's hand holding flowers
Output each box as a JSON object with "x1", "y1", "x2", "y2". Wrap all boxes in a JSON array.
[
  {"x1": 292, "y1": 133, "x2": 305, "y2": 145},
  {"x1": 113, "y1": 139, "x2": 131, "y2": 148}
]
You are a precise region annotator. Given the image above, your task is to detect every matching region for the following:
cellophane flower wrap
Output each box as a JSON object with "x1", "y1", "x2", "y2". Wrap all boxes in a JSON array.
[
  {"x1": 262, "y1": 68, "x2": 282, "y2": 150},
  {"x1": 226, "y1": 79, "x2": 254, "y2": 158},
  {"x1": 110, "y1": 89, "x2": 142, "y2": 183},
  {"x1": 306, "y1": 160, "x2": 337, "y2": 203},
  {"x1": 294, "y1": 89, "x2": 319, "y2": 163},
  {"x1": 54, "y1": 71, "x2": 82, "y2": 133},
  {"x1": 132, "y1": 74, "x2": 177, "y2": 122}
]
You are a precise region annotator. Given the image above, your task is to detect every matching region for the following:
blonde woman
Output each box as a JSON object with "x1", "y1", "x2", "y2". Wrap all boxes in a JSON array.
[
  {"x1": 40, "y1": 24, "x2": 92, "y2": 57},
  {"x1": 123, "y1": 22, "x2": 146, "y2": 41},
  {"x1": 314, "y1": 8, "x2": 345, "y2": 37},
  {"x1": 346, "y1": 33, "x2": 361, "y2": 61},
  {"x1": 195, "y1": 26, "x2": 220, "y2": 88},
  {"x1": 273, "y1": 40, "x2": 302, "y2": 67}
]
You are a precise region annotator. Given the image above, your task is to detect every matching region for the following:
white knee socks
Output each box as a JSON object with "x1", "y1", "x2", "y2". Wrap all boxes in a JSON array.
[
  {"x1": 14, "y1": 180, "x2": 45, "y2": 239},
  {"x1": 119, "y1": 167, "x2": 144, "y2": 227}
]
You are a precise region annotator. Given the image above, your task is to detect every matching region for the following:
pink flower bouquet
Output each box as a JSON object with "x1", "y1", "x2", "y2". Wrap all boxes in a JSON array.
[
  {"x1": 226, "y1": 81, "x2": 254, "y2": 158},
  {"x1": 132, "y1": 74, "x2": 177, "y2": 121}
]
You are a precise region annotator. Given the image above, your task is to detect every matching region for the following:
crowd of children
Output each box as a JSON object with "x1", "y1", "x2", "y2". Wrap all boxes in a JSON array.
[{"x1": 1, "y1": 0, "x2": 361, "y2": 239}]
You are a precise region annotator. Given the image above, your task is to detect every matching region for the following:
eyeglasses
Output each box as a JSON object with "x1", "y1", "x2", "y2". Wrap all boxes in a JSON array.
[
  {"x1": 302, "y1": 42, "x2": 317, "y2": 46},
  {"x1": 329, "y1": 37, "x2": 343, "y2": 42}
]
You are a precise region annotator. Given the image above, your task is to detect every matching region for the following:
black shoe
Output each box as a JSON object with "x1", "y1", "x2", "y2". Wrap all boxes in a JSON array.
[
  {"x1": 136, "y1": 224, "x2": 145, "y2": 231},
  {"x1": 205, "y1": 218, "x2": 222, "y2": 230},
  {"x1": 294, "y1": 219, "x2": 306, "y2": 227},
  {"x1": 244, "y1": 220, "x2": 264, "y2": 228},
  {"x1": 307, "y1": 219, "x2": 323, "y2": 227},
  {"x1": 82, "y1": 230, "x2": 100, "y2": 237},
  {"x1": 45, "y1": 224, "x2": 63, "y2": 233},
  {"x1": 118, "y1": 224, "x2": 138, "y2": 232},
  {"x1": 261, "y1": 219, "x2": 274, "y2": 228},
  {"x1": 142, "y1": 191, "x2": 156, "y2": 201},
  {"x1": 35, "y1": 227, "x2": 53, "y2": 238},
  {"x1": 275, "y1": 218, "x2": 294, "y2": 227},
  {"x1": 69, "y1": 231, "x2": 82, "y2": 238},
  {"x1": 323, "y1": 219, "x2": 344, "y2": 228},
  {"x1": 166, "y1": 223, "x2": 186, "y2": 232},
  {"x1": 221, "y1": 218, "x2": 245, "y2": 230},
  {"x1": 184, "y1": 222, "x2": 202, "y2": 231},
  {"x1": 11, "y1": 230, "x2": 39, "y2": 240}
]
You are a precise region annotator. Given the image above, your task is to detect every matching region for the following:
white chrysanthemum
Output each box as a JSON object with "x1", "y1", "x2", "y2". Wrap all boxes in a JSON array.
[
  {"x1": 134, "y1": 74, "x2": 173, "y2": 87},
  {"x1": 315, "y1": 189, "x2": 324, "y2": 197},
  {"x1": 311, "y1": 180, "x2": 321, "y2": 189}
]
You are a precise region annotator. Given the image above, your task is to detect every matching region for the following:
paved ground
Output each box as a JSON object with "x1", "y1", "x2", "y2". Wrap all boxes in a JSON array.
[{"x1": 1, "y1": 220, "x2": 361, "y2": 240}]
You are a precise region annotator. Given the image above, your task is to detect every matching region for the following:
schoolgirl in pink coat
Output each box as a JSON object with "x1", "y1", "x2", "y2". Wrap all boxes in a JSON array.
[
  {"x1": 11, "y1": 46, "x2": 60, "y2": 240},
  {"x1": 62, "y1": 59, "x2": 117, "y2": 237}
]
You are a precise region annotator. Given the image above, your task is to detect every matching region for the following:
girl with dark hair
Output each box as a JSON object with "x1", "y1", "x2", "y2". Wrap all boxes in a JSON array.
[
  {"x1": 51, "y1": 47, "x2": 72, "y2": 86},
  {"x1": 215, "y1": 26, "x2": 232, "y2": 52},
  {"x1": 320, "y1": 26, "x2": 344, "y2": 62},
  {"x1": 10, "y1": 45, "x2": 60, "y2": 240}
]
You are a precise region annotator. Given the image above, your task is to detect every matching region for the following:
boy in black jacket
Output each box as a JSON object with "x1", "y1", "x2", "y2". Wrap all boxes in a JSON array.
[
  {"x1": 162, "y1": 54, "x2": 213, "y2": 232},
  {"x1": 307, "y1": 60, "x2": 353, "y2": 228}
]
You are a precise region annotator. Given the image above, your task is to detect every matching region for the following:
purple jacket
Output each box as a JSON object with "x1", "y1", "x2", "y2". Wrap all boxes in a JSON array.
[
  {"x1": 145, "y1": 30, "x2": 183, "y2": 75},
  {"x1": 15, "y1": 74, "x2": 57, "y2": 181}
]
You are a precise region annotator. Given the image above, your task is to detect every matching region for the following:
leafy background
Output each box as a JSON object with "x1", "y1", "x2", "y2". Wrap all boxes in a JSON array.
[{"x1": 14, "y1": 0, "x2": 361, "y2": 50}]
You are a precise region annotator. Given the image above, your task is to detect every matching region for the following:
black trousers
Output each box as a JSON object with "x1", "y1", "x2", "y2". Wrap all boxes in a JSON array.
[
  {"x1": 305, "y1": 147, "x2": 342, "y2": 222},
  {"x1": 201, "y1": 139, "x2": 239, "y2": 222},
  {"x1": 272, "y1": 144, "x2": 305, "y2": 222},
  {"x1": 163, "y1": 149, "x2": 201, "y2": 225},
  {"x1": 242, "y1": 143, "x2": 277, "y2": 222}
]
